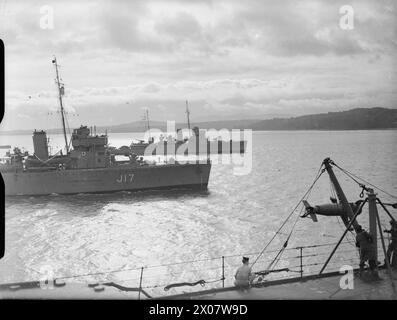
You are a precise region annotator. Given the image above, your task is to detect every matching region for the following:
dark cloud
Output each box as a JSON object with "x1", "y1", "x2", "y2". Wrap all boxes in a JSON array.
[
  {"x1": 2, "y1": 0, "x2": 396, "y2": 130},
  {"x1": 95, "y1": 1, "x2": 168, "y2": 52}
]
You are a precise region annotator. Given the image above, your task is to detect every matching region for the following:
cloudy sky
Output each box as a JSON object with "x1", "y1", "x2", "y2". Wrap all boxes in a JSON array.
[{"x1": 0, "y1": 0, "x2": 396, "y2": 130}]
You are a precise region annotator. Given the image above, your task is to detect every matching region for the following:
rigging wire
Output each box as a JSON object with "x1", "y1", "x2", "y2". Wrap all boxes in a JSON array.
[
  {"x1": 332, "y1": 162, "x2": 395, "y2": 258},
  {"x1": 13, "y1": 239, "x2": 358, "y2": 287},
  {"x1": 63, "y1": 109, "x2": 74, "y2": 152},
  {"x1": 55, "y1": 266, "x2": 143, "y2": 281},
  {"x1": 34, "y1": 149, "x2": 62, "y2": 164},
  {"x1": 329, "y1": 162, "x2": 397, "y2": 261},
  {"x1": 250, "y1": 163, "x2": 325, "y2": 268},
  {"x1": 333, "y1": 162, "x2": 397, "y2": 200},
  {"x1": 265, "y1": 204, "x2": 305, "y2": 273},
  {"x1": 267, "y1": 181, "x2": 321, "y2": 274},
  {"x1": 336, "y1": 216, "x2": 359, "y2": 259}
]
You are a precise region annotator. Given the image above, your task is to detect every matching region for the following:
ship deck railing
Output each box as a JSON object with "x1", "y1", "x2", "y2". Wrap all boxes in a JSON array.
[
  {"x1": 134, "y1": 238, "x2": 388, "y2": 298},
  {"x1": 1, "y1": 236, "x2": 393, "y2": 299}
]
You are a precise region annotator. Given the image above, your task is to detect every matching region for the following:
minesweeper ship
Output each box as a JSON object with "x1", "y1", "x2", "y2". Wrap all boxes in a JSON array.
[
  {"x1": 128, "y1": 103, "x2": 247, "y2": 157},
  {"x1": 0, "y1": 58, "x2": 211, "y2": 196}
]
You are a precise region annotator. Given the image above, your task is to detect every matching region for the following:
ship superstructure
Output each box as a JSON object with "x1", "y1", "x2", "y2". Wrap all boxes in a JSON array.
[
  {"x1": 130, "y1": 103, "x2": 247, "y2": 156},
  {"x1": 0, "y1": 58, "x2": 211, "y2": 196}
]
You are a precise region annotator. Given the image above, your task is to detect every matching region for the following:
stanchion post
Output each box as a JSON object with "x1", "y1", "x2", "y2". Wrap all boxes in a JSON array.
[
  {"x1": 222, "y1": 256, "x2": 225, "y2": 288},
  {"x1": 138, "y1": 267, "x2": 144, "y2": 300},
  {"x1": 299, "y1": 247, "x2": 303, "y2": 278}
]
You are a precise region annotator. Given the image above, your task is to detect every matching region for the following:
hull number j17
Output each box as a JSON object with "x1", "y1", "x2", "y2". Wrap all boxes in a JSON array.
[{"x1": 116, "y1": 173, "x2": 134, "y2": 183}]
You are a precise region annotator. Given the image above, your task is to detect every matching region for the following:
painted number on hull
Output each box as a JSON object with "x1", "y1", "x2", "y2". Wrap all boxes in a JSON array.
[{"x1": 116, "y1": 173, "x2": 134, "y2": 183}]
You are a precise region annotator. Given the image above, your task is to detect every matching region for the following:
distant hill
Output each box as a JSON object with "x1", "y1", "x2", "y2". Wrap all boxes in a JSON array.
[
  {"x1": 103, "y1": 120, "x2": 167, "y2": 133},
  {"x1": 95, "y1": 119, "x2": 260, "y2": 133},
  {"x1": 250, "y1": 107, "x2": 397, "y2": 130},
  {"x1": 0, "y1": 119, "x2": 260, "y2": 135},
  {"x1": 1, "y1": 107, "x2": 396, "y2": 135}
]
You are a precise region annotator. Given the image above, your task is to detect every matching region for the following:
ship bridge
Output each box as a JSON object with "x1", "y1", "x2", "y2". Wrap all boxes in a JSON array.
[
  {"x1": 71, "y1": 126, "x2": 108, "y2": 149},
  {"x1": 70, "y1": 126, "x2": 109, "y2": 169}
]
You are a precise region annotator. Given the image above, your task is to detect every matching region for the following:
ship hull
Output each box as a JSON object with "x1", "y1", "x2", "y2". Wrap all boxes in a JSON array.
[{"x1": 1, "y1": 162, "x2": 211, "y2": 196}]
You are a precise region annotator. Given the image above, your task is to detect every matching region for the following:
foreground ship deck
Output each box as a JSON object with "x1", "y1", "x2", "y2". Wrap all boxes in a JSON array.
[
  {"x1": 1, "y1": 268, "x2": 395, "y2": 300},
  {"x1": 173, "y1": 268, "x2": 397, "y2": 300}
]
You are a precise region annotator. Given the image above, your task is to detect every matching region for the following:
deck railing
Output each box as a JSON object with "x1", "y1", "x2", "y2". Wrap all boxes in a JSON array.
[{"x1": 48, "y1": 236, "x2": 390, "y2": 299}]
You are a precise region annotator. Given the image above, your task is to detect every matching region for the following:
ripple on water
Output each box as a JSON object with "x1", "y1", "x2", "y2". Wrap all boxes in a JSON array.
[{"x1": 1, "y1": 131, "x2": 396, "y2": 285}]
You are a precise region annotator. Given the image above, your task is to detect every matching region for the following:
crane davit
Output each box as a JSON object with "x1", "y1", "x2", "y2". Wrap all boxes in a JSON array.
[{"x1": 301, "y1": 158, "x2": 397, "y2": 288}]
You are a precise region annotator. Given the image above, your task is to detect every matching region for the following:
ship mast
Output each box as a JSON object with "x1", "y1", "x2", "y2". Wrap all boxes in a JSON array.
[
  {"x1": 52, "y1": 56, "x2": 69, "y2": 154},
  {"x1": 185, "y1": 100, "x2": 191, "y2": 131},
  {"x1": 145, "y1": 109, "x2": 151, "y2": 141}
]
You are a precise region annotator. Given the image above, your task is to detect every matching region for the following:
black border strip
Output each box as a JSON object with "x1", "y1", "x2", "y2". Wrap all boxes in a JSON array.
[{"x1": 0, "y1": 38, "x2": 4, "y2": 259}]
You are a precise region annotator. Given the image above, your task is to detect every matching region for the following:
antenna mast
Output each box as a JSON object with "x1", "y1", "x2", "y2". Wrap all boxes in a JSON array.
[
  {"x1": 145, "y1": 109, "x2": 151, "y2": 141},
  {"x1": 185, "y1": 100, "x2": 191, "y2": 131},
  {"x1": 52, "y1": 56, "x2": 69, "y2": 154}
]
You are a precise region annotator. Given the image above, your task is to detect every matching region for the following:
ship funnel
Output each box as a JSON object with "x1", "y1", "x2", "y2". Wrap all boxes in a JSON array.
[{"x1": 33, "y1": 130, "x2": 49, "y2": 160}]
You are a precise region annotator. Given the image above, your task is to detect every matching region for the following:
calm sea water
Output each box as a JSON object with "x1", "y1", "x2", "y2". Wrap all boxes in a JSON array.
[{"x1": 0, "y1": 130, "x2": 396, "y2": 296}]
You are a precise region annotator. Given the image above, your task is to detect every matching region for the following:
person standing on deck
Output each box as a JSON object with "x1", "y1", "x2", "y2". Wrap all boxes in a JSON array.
[
  {"x1": 355, "y1": 226, "x2": 377, "y2": 277},
  {"x1": 234, "y1": 257, "x2": 254, "y2": 290},
  {"x1": 384, "y1": 220, "x2": 397, "y2": 268}
]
